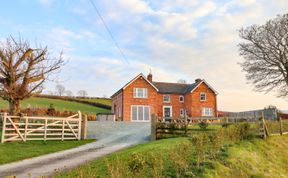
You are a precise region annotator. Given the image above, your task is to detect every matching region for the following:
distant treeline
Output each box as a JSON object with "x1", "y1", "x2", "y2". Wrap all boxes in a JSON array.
[{"x1": 35, "y1": 95, "x2": 112, "y2": 110}]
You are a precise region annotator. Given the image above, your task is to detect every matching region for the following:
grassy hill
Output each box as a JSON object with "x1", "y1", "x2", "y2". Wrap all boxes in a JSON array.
[
  {"x1": 57, "y1": 135, "x2": 288, "y2": 178},
  {"x1": 75, "y1": 98, "x2": 112, "y2": 106},
  {"x1": 0, "y1": 97, "x2": 110, "y2": 115}
]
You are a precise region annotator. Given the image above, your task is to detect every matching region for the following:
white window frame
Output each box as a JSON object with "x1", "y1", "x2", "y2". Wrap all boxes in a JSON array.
[
  {"x1": 202, "y1": 107, "x2": 213, "y2": 117},
  {"x1": 133, "y1": 88, "x2": 148, "y2": 98},
  {"x1": 163, "y1": 95, "x2": 170, "y2": 103},
  {"x1": 200, "y1": 92, "x2": 206, "y2": 101},
  {"x1": 131, "y1": 105, "x2": 150, "y2": 122},
  {"x1": 179, "y1": 95, "x2": 184, "y2": 102},
  {"x1": 163, "y1": 106, "x2": 172, "y2": 117}
]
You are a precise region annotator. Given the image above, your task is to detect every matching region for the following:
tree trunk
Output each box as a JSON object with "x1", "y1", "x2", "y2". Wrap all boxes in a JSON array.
[{"x1": 9, "y1": 100, "x2": 20, "y2": 115}]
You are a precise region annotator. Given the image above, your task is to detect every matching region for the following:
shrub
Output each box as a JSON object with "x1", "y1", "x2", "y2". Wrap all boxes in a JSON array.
[
  {"x1": 146, "y1": 151, "x2": 165, "y2": 178},
  {"x1": 238, "y1": 122, "x2": 251, "y2": 140},
  {"x1": 199, "y1": 121, "x2": 209, "y2": 130},
  {"x1": 208, "y1": 133, "x2": 223, "y2": 159},
  {"x1": 47, "y1": 104, "x2": 56, "y2": 116},
  {"x1": 190, "y1": 133, "x2": 208, "y2": 167},
  {"x1": 106, "y1": 156, "x2": 129, "y2": 178},
  {"x1": 128, "y1": 153, "x2": 147, "y2": 177},
  {"x1": 168, "y1": 142, "x2": 192, "y2": 177},
  {"x1": 222, "y1": 123, "x2": 231, "y2": 128}
]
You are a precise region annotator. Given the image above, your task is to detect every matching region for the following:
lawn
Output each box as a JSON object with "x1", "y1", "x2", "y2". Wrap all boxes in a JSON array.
[
  {"x1": 0, "y1": 97, "x2": 110, "y2": 115},
  {"x1": 0, "y1": 137, "x2": 95, "y2": 164},
  {"x1": 56, "y1": 133, "x2": 288, "y2": 178}
]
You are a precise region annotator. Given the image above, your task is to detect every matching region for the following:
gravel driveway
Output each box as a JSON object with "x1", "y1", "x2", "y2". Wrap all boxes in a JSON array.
[{"x1": 0, "y1": 121, "x2": 151, "y2": 178}]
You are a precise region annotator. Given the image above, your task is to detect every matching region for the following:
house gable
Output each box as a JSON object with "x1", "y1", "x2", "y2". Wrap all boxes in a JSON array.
[
  {"x1": 111, "y1": 73, "x2": 158, "y2": 98},
  {"x1": 122, "y1": 73, "x2": 159, "y2": 91},
  {"x1": 190, "y1": 80, "x2": 218, "y2": 95}
]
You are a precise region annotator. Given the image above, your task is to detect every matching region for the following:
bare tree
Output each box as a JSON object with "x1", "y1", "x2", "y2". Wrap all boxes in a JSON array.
[
  {"x1": 55, "y1": 84, "x2": 65, "y2": 96},
  {"x1": 77, "y1": 90, "x2": 88, "y2": 97},
  {"x1": 177, "y1": 79, "x2": 187, "y2": 84},
  {"x1": 65, "y1": 90, "x2": 73, "y2": 97},
  {"x1": 238, "y1": 14, "x2": 288, "y2": 97},
  {"x1": 0, "y1": 36, "x2": 64, "y2": 114}
]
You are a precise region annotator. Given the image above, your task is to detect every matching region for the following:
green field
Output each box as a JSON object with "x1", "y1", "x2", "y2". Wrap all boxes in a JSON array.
[
  {"x1": 0, "y1": 97, "x2": 110, "y2": 115},
  {"x1": 76, "y1": 98, "x2": 112, "y2": 106},
  {"x1": 57, "y1": 134, "x2": 288, "y2": 178}
]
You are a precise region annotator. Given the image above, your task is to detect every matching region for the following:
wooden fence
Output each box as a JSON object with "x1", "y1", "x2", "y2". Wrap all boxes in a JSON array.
[
  {"x1": 151, "y1": 113, "x2": 288, "y2": 140},
  {"x1": 1, "y1": 111, "x2": 84, "y2": 143}
]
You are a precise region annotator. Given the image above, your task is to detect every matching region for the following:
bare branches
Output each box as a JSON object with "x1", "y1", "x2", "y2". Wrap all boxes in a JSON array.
[
  {"x1": 0, "y1": 36, "x2": 65, "y2": 114},
  {"x1": 238, "y1": 14, "x2": 288, "y2": 97}
]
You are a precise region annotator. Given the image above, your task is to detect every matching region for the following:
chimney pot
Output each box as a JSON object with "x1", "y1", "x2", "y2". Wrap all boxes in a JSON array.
[{"x1": 195, "y1": 78, "x2": 202, "y2": 83}]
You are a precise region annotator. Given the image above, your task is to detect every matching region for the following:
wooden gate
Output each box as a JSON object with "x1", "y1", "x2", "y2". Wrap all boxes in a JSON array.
[{"x1": 1, "y1": 111, "x2": 82, "y2": 143}]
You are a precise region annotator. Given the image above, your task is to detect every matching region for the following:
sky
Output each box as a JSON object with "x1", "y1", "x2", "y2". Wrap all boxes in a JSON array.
[{"x1": 0, "y1": 0, "x2": 287, "y2": 111}]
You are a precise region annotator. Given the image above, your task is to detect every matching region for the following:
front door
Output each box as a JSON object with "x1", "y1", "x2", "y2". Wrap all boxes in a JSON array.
[{"x1": 163, "y1": 106, "x2": 172, "y2": 117}]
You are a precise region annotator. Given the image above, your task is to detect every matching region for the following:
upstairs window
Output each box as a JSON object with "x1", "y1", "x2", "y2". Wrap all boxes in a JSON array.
[
  {"x1": 163, "y1": 95, "x2": 170, "y2": 103},
  {"x1": 200, "y1": 92, "x2": 206, "y2": 101},
  {"x1": 133, "y1": 88, "x2": 148, "y2": 98},
  {"x1": 179, "y1": 95, "x2": 184, "y2": 102}
]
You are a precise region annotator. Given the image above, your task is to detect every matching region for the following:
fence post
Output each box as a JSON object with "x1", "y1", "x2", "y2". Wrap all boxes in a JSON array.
[
  {"x1": 1, "y1": 113, "x2": 7, "y2": 143},
  {"x1": 279, "y1": 117, "x2": 283, "y2": 136},
  {"x1": 151, "y1": 114, "x2": 157, "y2": 141},
  {"x1": 44, "y1": 118, "x2": 47, "y2": 142},
  {"x1": 81, "y1": 114, "x2": 88, "y2": 140},
  {"x1": 24, "y1": 117, "x2": 28, "y2": 142},
  {"x1": 261, "y1": 111, "x2": 269, "y2": 139},
  {"x1": 78, "y1": 111, "x2": 82, "y2": 140},
  {"x1": 184, "y1": 115, "x2": 188, "y2": 136},
  {"x1": 62, "y1": 120, "x2": 65, "y2": 141}
]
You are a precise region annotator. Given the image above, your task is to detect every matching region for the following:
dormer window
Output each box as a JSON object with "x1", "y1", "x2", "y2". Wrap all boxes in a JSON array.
[
  {"x1": 163, "y1": 95, "x2": 170, "y2": 103},
  {"x1": 133, "y1": 88, "x2": 148, "y2": 98},
  {"x1": 200, "y1": 92, "x2": 206, "y2": 101},
  {"x1": 179, "y1": 95, "x2": 184, "y2": 102}
]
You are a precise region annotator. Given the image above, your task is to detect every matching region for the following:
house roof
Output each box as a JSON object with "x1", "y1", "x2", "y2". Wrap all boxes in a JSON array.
[
  {"x1": 152, "y1": 82, "x2": 198, "y2": 94},
  {"x1": 111, "y1": 74, "x2": 218, "y2": 98}
]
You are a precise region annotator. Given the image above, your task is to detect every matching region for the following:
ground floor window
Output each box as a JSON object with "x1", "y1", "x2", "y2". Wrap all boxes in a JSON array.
[
  {"x1": 202, "y1": 107, "x2": 213, "y2": 116},
  {"x1": 131, "y1": 105, "x2": 150, "y2": 121},
  {"x1": 163, "y1": 106, "x2": 172, "y2": 117},
  {"x1": 180, "y1": 108, "x2": 184, "y2": 117}
]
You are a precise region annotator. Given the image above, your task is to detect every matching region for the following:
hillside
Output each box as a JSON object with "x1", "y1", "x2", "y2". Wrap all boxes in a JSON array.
[
  {"x1": 0, "y1": 97, "x2": 110, "y2": 115},
  {"x1": 57, "y1": 135, "x2": 288, "y2": 178}
]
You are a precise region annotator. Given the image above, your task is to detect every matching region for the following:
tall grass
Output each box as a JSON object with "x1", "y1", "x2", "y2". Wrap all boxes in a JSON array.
[{"x1": 58, "y1": 123, "x2": 255, "y2": 178}]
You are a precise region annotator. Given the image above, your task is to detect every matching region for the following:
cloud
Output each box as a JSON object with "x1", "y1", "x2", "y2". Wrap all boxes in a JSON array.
[
  {"x1": 38, "y1": 0, "x2": 56, "y2": 6},
  {"x1": 37, "y1": 0, "x2": 288, "y2": 111}
]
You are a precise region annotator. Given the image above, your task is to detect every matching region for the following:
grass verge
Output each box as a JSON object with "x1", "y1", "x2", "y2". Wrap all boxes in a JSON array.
[
  {"x1": 0, "y1": 139, "x2": 95, "y2": 164},
  {"x1": 56, "y1": 132, "x2": 288, "y2": 178}
]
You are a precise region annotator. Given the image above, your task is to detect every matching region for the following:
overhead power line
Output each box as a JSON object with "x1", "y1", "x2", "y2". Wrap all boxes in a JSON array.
[{"x1": 88, "y1": 0, "x2": 128, "y2": 63}]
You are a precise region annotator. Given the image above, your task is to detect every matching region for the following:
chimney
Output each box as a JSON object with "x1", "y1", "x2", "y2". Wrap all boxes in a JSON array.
[
  {"x1": 195, "y1": 78, "x2": 202, "y2": 83},
  {"x1": 147, "y1": 73, "x2": 153, "y2": 82}
]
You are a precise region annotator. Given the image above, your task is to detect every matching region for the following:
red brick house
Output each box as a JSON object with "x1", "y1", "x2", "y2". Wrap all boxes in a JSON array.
[{"x1": 111, "y1": 73, "x2": 218, "y2": 122}]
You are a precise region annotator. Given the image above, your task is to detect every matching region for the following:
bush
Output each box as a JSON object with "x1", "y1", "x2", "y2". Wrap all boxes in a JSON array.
[
  {"x1": 238, "y1": 122, "x2": 251, "y2": 140},
  {"x1": 106, "y1": 156, "x2": 130, "y2": 178},
  {"x1": 168, "y1": 142, "x2": 193, "y2": 177},
  {"x1": 128, "y1": 153, "x2": 147, "y2": 177},
  {"x1": 199, "y1": 121, "x2": 209, "y2": 130},
  {"x1": 190, "y1": 133, "x2": 208, "y2": 167},
  {"x1": 222, "y1": 123, "x2": 231, "y2": 128}
]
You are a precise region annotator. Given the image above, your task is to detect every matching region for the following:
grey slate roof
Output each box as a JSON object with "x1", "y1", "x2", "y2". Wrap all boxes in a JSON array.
[{"x1": 152, "y1": 82, "x2": 198, "y2": 94}]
